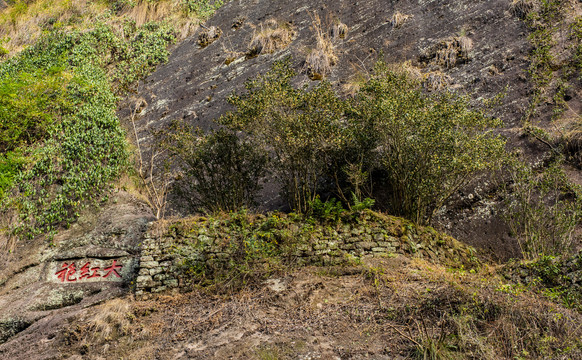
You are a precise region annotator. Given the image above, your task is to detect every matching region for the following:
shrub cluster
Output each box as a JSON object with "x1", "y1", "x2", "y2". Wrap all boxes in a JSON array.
[{"x1": 167, "y1": 58, "x2": 505, "y2": 225}]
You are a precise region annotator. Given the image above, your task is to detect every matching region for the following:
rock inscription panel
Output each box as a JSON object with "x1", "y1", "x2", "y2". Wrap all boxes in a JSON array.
[{"x1": 48, "y1": 258, "x2": 134, "y2": 283}]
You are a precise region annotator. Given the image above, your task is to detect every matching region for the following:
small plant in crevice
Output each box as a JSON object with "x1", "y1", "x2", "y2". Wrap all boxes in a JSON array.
[
  {"x1": 330, "y1": 19, "x2": 348, "y2": 40},
  {"x1": 509, "y1": 0, "x2": 536, "y2": 20},
  {"x1": 390, "y1": 11, "x2": 412, "y2": 29},
  {"x1": 197, "y1": 25, "x2": 221, "y2": 48}
]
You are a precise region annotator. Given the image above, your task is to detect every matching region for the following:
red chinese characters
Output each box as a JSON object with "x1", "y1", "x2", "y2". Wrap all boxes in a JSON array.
[
  {"x1": 55, "y1": 260, "x2": 123, "y2": 282},
  {"x1": 103, "y1": 259, "x2": 122, "y2": 278},
  {"x1": 55, "y1": 263, "x2": 77, "y2": 282}
]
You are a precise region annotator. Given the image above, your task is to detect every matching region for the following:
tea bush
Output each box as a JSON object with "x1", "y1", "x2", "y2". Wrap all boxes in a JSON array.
[
  {"x1": 220, "y1": 58, "x2": 505, "y2": 224},
  {"x1": 161, "y1": 124, "x2": 268, "y2": 213},
  {"x1": 353, "y1": 60, "x2": 505, "y2": 224},
  {"x1": 220, "y1": 58, "x2": 350, "y2": 213}
]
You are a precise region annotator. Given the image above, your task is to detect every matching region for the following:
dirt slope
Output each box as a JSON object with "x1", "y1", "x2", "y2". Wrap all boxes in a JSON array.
[{"x1": 36, "y1": 257, "x2": 582, "y2": 359}]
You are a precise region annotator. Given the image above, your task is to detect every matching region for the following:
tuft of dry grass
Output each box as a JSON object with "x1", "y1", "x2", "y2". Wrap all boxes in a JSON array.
[
  {"x1": 198, "y1": 25, "x2": 222, "y2": 47},
  {"x1": 86, "y1": 298, "x2": 133, "y2": 342},
  {"x1": 246, "y1": 19, "x2": 295, "y2": 58},
  {"x1": 509, "y1": 0, "x2": 536, "y2": 20},
  {"x1": 390, "y1": 11, "x2": 412, "y2": 28},
  {"x1": 304, "y1": 13, "x2": 339, "y2": 80},
  {"x1": 433, "y1": 36, "x2": 473, "y2": 68},
  {"x1": 0, "y1": 208, "x2": 17, "y2": 253}
]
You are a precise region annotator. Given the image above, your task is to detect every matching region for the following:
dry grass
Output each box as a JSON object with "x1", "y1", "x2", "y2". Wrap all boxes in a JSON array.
[
  {"x1": 330, "y1": 20, "x2": 348, "y2": 40},
  {"x1": 0, "y1": 208, "x2": 17, "y2": 253},
  {"x1": 390, "y1": 11, "x2": 412, "y2": 28},
  {"x1": 423, "y1": 70, "x2": 453, "y2": 91},
  {"x1": 0, "y1": 0, "x2": 200, "y2": 56},
  {"x1": 304, "y1": 13, "x2": 339, "y2": 80},
  {"x1": 509, "y1": 0, "x2": 536, "y2": 20},
  {"x1": 85, "y1": 298, "x2": 133, "y2": 342},
  {"x1": 433, "y1": 36, "x2": 473, "y2": 68},
  {"x1": 198, "y1": 25, "x2": 222, "y2": 47},
  {"x1": 246, "y1": 18, "x2": 295, "y2": 58},
  {"x1": 55, "y1": 256, "x2": 582, "y2": 359}
]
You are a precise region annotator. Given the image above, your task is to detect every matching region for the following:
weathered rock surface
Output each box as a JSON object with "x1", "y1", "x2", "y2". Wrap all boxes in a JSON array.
[{"x1": 0, "y1": 191, "x2": 154, "y2": 357}]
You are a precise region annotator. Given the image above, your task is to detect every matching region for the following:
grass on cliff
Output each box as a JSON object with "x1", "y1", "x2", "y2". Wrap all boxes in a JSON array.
[{"x1": 0, "y1": 0, "x2": 219, "y2": 56}]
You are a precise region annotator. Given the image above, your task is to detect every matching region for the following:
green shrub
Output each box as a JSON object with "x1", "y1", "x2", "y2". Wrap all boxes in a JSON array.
[
  {"x1": 353, "y1": 60, "x2": 505, "y2": 224},
  {"x1": 218, "y1": 58, "x2": 504, "y2": 223},
  {"x1": 503, "y1": 156, "x2": 581, "y2": 259},
  {"x1": 0, "y1": 151, "x2": 25, "y2": 199},
  {"x1": 0, "y1": 67, "x2": 70, "y2": 152},
  {"x1": 220, "y1": 58, "x2": 350, "y2": 213},
  {"x1": 161, "y1": 124, "x2": 268, "y2": 213}
]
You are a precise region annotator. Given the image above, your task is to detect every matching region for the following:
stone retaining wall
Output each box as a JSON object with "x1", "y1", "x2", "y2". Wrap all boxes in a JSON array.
[{"x1": 135, "y1": 211, "x2": 478, "y2": 297}]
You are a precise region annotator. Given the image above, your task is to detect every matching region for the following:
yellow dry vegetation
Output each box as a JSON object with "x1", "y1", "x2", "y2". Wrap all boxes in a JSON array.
[
  {"x1": 0, "y1": 0, "x2": 200, "y2": 56},
  {"x1": 247, "y1": 18, "x2": 295, "y2": 57}
]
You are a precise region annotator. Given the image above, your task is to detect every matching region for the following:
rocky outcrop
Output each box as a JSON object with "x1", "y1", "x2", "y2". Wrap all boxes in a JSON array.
[{"x1": 0, "y1": 192, "x2": 154, "y2": 355}]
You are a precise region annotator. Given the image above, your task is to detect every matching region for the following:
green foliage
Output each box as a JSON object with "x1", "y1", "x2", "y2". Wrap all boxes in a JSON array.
[
  {"x1": 183, "y1": 0, "x2": 223, "y2": 18},
  {"x1": 218, "y1": 58, "x2": 504, "y2": 224},
  {"x1": 161, "y1": 124, "x2": 268, "y2": 213},
  {"x1": 0, "y1": 151, "x2": 25, "y2": 199},
  {"x1": 0, "y1": 67, "x2": 70, "y2": 152},
  {"x1": 354, "y1": 61, "x2": 505, "y2": 224},
  {"x1": 220, "y1": 57, "x2": 349, "y2": 213},
  {"x1": 0, "y1": 21, "x2": 175, "y2": 239},
  {"x1": 307, "y1": 196, "x2": 345, "y2": 223},
  {"x1": 350, "y1": 193, "x2": 375, "y2": 212},
  {"x1": 526, "y1": 255, "x2": 582, "y2": 310},
  {"x1": 503, "y1": 156, "x2": 582, "y2": 259}
]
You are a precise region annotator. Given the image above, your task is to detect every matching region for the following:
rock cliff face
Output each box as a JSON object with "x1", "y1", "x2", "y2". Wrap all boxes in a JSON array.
[{"x1": 122, "y1": 0, "x2": 540, "y2": 259}]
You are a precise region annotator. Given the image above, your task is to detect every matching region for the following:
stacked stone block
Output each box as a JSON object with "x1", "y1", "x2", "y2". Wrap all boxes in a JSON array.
[{"x1": 135, "y1": 212, "x2": 477, "y2": 297}]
